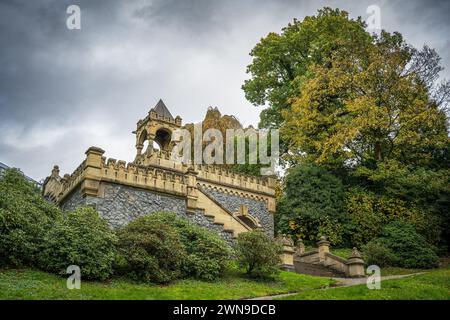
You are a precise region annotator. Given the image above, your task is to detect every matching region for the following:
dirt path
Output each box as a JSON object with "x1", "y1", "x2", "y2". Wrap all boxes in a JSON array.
[{"x1": 246, "y1": 272, "x2": 425, "y2": 300}]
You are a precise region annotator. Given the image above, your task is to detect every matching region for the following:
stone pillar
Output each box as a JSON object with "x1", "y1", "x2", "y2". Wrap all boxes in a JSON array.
[
  {"x1": 279, "y1": 236, "x2": 295, "y2": 271},
  {"x1": 51, "y1": 165, "x2": 60, "y2": 178},
  {"x1": 82, "y1": 146, "x2": 105, "y2": 197},
  {"x1": 295, "y1": 238, "x2": 305, "y2": 255},
  {"x1": 347, "y1": 247, "x2": 365, "y2": 277},
  {"x1": 186, "y1": 166, "x2": 198, "y2": 213},
  {"x1": 317, "y1": 236, "x2": 330, "y2": 262},
  {"x1": 136, "y1": 143, "x2": 143, "y2": 156}
]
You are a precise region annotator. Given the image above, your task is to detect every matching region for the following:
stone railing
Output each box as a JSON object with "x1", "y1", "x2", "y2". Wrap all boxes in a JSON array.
[{"x1": 294, "y1": 237, "x2": 365, "y2": 278}]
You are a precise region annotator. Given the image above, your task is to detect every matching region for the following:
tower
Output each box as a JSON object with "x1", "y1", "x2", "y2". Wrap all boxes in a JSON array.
[{"x1": 133, "y1": 99, "x2": 182, "y2": 164}]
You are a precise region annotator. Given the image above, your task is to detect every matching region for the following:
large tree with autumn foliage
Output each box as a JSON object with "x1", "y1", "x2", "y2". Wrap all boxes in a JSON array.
[
  {"x1": 244, "y1": 7, "x2": 450, "y2": 251},
  {"x1": 282, "y1": 31, "x2": 449, "y2": 170}
]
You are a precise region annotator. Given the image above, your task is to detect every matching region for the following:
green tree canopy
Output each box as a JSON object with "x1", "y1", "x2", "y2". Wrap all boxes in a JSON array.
[
  {"x1": 242, "y1": 7, "x2": 372, "y2": 131},
  {"x1": 282, "y1": 31, "x2": 449, "y2": 169},
  {"x1": 277, "y1": 165, "x2": 347, "y2": 244}
]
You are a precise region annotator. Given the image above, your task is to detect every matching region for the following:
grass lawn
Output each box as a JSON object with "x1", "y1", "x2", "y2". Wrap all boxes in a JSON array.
[
  {"x1": 0, "y1": 268, "x2": 334, "y2": 300},
  {"x1": 279, "y1": 267, "x2": 450, "y2": 300}
]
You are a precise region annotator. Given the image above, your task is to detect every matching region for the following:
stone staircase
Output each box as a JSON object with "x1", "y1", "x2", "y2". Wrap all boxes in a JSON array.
[
  {"x1": 280, "y1": 236, "x2": 365, "y2": 278},
  {"x1": 195, "y1": 187, "x2": 252, "y2": 238},
  {"x1": 294, "y1": 261, "x2": 346, "y2": 277}
]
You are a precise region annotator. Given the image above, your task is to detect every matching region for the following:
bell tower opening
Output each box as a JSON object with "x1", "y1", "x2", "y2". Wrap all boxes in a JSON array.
[
  {"x1": 154, "y1": 128, "x2": 172, "y2": 151},
  {"x1": 133, "y1": 99, "x2": 182, "y2": 164}
]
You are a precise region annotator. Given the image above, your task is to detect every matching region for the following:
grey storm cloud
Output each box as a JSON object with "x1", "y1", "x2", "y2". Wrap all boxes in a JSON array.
[{"x1": 0, "y1": 0, "x2": 449, "y2": 180}]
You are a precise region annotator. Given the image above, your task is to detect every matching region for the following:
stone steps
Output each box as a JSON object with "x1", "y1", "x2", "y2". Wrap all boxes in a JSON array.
[
  {"x1": 293, "y1": 261, "x2": 346, "y2": 278},
  {"x1": 196, "y1": 188, "x2": 251, "y2": 237}
]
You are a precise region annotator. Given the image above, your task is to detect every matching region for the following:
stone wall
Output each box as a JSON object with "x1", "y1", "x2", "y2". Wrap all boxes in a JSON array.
[
  {"x1": 200, "y1": 186, "x2": 274, "y2": 237},
  {"x1": 60, "y1": 182, "x2": 235, "y2": 244}
]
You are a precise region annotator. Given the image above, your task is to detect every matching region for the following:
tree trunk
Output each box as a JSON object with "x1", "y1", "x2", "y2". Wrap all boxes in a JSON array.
[{"x1": 374, "y1": 142, "x2": 382, "y2": 161}]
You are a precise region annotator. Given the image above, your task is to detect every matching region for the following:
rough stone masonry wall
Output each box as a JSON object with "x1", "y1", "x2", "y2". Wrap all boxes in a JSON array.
[
  {"x1": 201, "y1": 186, "x2": 274, "y2": 237},
  {"x1": 60, "y1": 182, "x2": 235, "y2": 244}
]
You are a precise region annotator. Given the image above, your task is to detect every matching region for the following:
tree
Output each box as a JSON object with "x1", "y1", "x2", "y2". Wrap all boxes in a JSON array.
[
  {"x1": 277, "y1": 165, "x2": 347, "y2": 244},
  {"x1": 236, "y1": 230, "x2": 282, "y2": 278},
  {"x1": 282, "y1": 31, "x2": 449, "y2": 169},
  {"x1": 242, "y1": 7, "x2": 372, "y2": 132}
]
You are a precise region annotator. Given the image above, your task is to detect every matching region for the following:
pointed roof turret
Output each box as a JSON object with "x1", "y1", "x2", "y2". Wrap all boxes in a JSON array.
[{"x1": 151, "y1": 99, "x2": 174, "y2": 120}]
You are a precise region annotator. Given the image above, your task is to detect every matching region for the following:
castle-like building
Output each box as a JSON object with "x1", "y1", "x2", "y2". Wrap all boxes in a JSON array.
[{"x1": 43, "y1": 100, "x2": 276, "y2": 243}]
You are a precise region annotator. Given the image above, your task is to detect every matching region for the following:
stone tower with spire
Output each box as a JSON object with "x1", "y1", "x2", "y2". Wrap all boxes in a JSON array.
[{"x1": 133, "y1": 99, "x2": 182, "y2": 165}]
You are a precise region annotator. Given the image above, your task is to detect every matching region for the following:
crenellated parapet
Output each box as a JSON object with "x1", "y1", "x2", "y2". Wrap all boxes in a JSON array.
[
  {"x1": 193, "y1": 164, "x2": 276, "y2": 196},
  {"x1": 43, "y1": 147, "x2": 190, "y2": 204},
  {"x1": 44, "y1": 145, "x2": 277, "y2": 214}
]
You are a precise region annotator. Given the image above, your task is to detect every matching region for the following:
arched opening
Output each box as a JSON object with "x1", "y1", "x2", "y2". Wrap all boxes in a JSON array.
[
  {"x1": 154, "y1": 128, "x2": 172, "y2": 151},
  {"x1": 142, "y1": 140, "x2": 149, "y2": 153},
  {"x1": 152, "y1": 140, "x2": 161, "y2": 151},
  {"x1": 237, "y1": 215, "x2": 261, "y2": 230}
]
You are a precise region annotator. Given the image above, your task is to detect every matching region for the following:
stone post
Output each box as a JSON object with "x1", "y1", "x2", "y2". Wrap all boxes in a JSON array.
[
  {"x1": 82, "y1": 146, "x2": 105, "y2": 197},
  {"x1": 51, "y1": 165, "x2": 60, "y2": 178},
  {"x1": 346, "y1": 247, "x2": 365, "y2": 277},
  {"x1": 186, "y1": 166, "x2": 198, "y2": 213},
  {"x1": 279, "y1": 235, "x2": 295, "y2": 271},
  {"x1": 295, "y1": 238, "x2": 305, "y2": 256},
  {"x1": 317, "y1": 236, "x2": 330, "y2": 262}
]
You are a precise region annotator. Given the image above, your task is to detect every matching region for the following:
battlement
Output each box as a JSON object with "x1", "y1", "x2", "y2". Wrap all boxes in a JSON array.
[{"x1": 43, "y1": 146, "x2": 276, "y2": 213}]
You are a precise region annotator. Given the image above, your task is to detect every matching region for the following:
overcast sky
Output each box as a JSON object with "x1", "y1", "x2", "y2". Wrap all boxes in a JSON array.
[{"x1": 1, "y1": 0, "x2": 449, "y2": 180}]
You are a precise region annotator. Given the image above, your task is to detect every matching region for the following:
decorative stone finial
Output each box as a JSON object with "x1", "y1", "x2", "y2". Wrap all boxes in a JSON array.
[
  {"x1": 350, "y1": 247, "x2": 362, "y2": 258},
  {"x1": 317, "y1": 235, "x2": 330, "y2": 246},
  {"x1": 51, "y1": 165, "x2": 60, "y2": 178},
  {"x1": 296, "y1": 238, "x2": 305, "y2": 254}
]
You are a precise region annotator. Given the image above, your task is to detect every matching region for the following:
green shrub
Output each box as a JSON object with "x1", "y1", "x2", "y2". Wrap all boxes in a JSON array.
[
  {"x1": 346, "y1": 187, "x2": 429, "y2": 247},
  {"x1": 147, "y1": 212, "x2": 232, "y2": 281},
  {"x1": 362, "y1": 242, "x2": 399, "y2": 267},
  {"x1": 39, "y1": 207, "x2": 117, "y2": 280},
  {"x1": 363, "y1": 221, "x2": 439, "y2": 269},
  {"x1": 276, "y1": 165, "x2": 347, "y2": 244},
  {"x1": 115, "y1": 214, "x2": 186, "y2": 283},
  {"x1": 0, "y1": 169, "x2": 61, "y2": 267},
  {"x1": 236, "y1": 230, "x2": 282, "y2": 278}
]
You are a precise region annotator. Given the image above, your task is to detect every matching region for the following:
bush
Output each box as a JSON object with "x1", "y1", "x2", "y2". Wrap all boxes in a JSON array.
[
  {"x1": 362, "y1": 242, "x2": 399, "y2": 267},
  {"x1": 236, "y1": 230, "x2": 282, "y2": 278},
  {"x1": 276, "y1": 165, "x2": 347, "y2": 244},
  {"x1": 346, "y1": 187, "x2": 429, "y2": 247},
  {"x1": 363, "y1": 221, "x2": 439, "y2": 269},
  {"x1": 115, "y1": 214, "x2": 186, "y2": 283},
  {"x1": 39, "y1": 207, "x2": 117, "y2": 280},
  {"x1": 147, "y1": 212, "x2": 232, "y2": 281},
  {"x1": 0, "y1": 169, "x2": 61, "y2": 267}
]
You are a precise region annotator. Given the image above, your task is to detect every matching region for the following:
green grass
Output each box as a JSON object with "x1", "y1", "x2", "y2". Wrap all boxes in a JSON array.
[
  {"x1": 279, "y1": 267, "x2": 450, "y2": 300},
  {"x1": 0, "y1": 268, "x2": 334, "y2": 300},
  {"x1": 330, "y1": 248, "x2": 353, "y2": 259}
]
